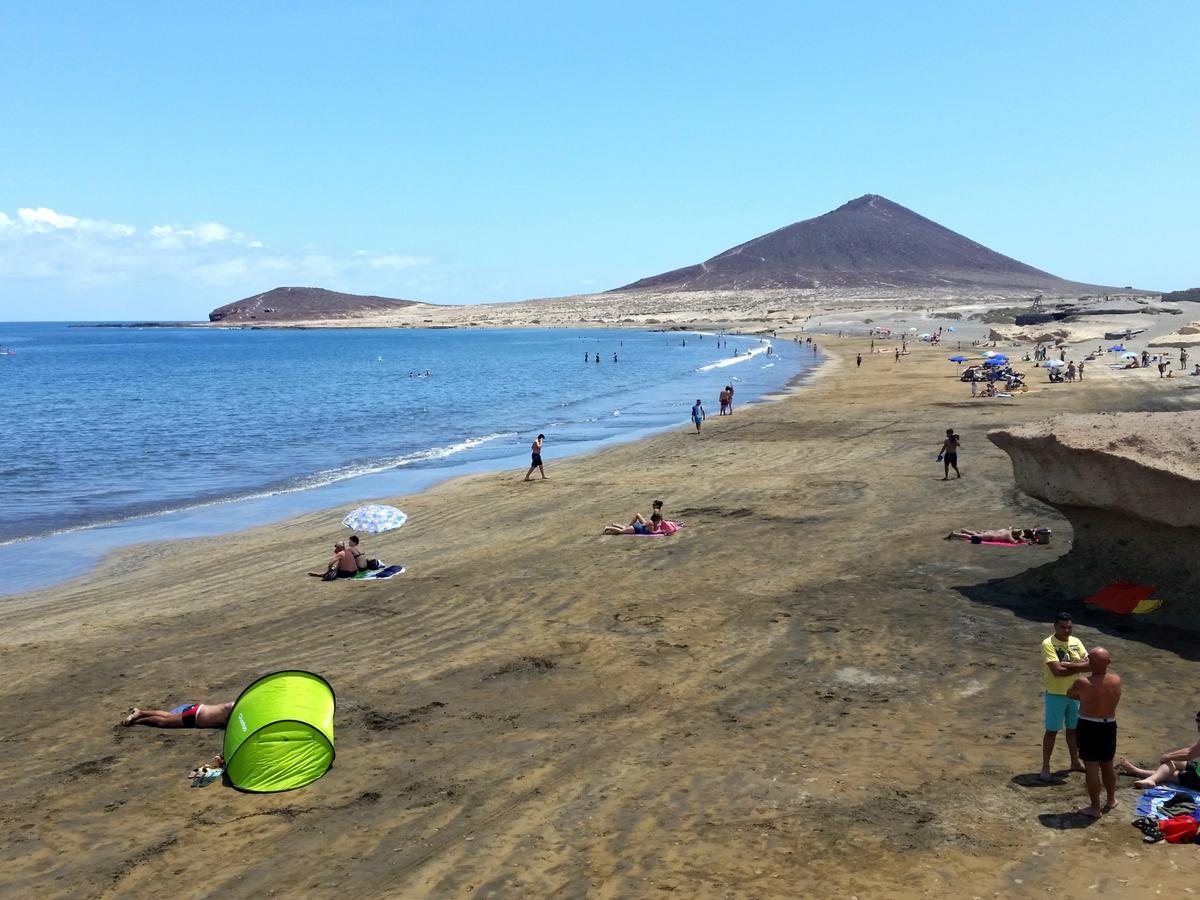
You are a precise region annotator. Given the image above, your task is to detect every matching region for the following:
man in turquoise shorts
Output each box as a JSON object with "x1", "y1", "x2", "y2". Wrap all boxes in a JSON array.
[{"x1": 1040, "y1": 612, "x2": 1090, "y2": 781}]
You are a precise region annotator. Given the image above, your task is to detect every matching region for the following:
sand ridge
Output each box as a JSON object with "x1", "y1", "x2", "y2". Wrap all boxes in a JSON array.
[{"x1": 3, "y1": 333, "x2": 1200, "y2": 898}]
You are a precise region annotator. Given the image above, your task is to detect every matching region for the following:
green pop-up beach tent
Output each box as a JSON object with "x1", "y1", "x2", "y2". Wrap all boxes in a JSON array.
[{"x1": 223, "y1": 670, "x2": 335, "y2": 793}]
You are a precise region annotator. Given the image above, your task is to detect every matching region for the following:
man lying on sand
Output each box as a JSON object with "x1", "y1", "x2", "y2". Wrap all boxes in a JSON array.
[
  {"x1": 605, "y1": 514, "x2": 654, "y2": 535},
  {"x1": 604, "y1": 512, "x2": 678, "y2": 535},
  {"x1": 946, "y1": 528, "x2": 1023, "y2": 543},
  {"x1": 122, "y1": 701, "x2": 234, "y2": 729},
  {"x1": 1118, "y1": 709, "x2": 1200, "y2": 790}
]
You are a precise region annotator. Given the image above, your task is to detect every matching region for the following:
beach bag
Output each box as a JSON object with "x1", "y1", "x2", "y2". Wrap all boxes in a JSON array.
[
  {"x1": 1034, "y1": 527, "x2": 1052, "y2": 545},
  {"x1": 1160, "y1": 813, "x2": 1199, "y2": 844},
  {"x1": 367, "y1": 558, "x2": 381, "y2": 570},
  {"x1": 321, "y1": 567, "x2": 338, "y2": 582}
]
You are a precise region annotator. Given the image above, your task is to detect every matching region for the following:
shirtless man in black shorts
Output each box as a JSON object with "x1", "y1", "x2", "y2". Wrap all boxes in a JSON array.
[
  {"x1": 524, "y1": 433, "x2": 547, "y2": 481},
  {"x1": 939, "y1": 428, "x2": 961, "y2": 480},
  {"x1": 1067, "y1": 647, "x2": 1122, "y2": 817}
]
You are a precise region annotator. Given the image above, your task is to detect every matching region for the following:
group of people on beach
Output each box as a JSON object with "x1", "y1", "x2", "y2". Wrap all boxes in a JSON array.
[
  {"x1": 309, "y1": 534, "x2": 375, "y2": 579},
  {"x1": 602, "y1": 498, "x2": 679, "y2": 535},
  {"x1": 1040, "y1": 612, "x2": 1200, "y2": 818}
]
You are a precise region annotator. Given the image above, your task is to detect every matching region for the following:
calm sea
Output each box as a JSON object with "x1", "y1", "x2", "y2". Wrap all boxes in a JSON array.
[{"x1": 0, "y1": 322, "x2": 818, "y2": 593}]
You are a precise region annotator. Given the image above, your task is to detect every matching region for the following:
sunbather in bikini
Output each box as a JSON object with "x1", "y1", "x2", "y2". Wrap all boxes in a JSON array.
[{"x1": 121, "y1": 701, "x2": 234, "y2": 728}]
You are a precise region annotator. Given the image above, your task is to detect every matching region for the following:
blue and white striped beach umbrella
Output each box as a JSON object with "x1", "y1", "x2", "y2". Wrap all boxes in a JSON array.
[{"x1": 342, "y1": 504, "x2": 408, "y2": 534}]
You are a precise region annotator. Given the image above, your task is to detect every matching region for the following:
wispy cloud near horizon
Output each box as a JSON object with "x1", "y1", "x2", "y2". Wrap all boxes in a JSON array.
[{"x1": 0, "y1": 206, "x2": 432, "y2": 293}]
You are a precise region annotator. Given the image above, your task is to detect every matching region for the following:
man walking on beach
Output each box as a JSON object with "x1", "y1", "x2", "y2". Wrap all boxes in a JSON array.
[
  {"x1": 938, "y1": 429, "x2": 961, "y2": 479},
  {"x1": 1067, "y1": 647, "x2": 1121, "y2": 817},
  {"x1": 1040, "y1": 613, "x2": 1089, "y2": 781},
  {"x1": 524, "y1": 434, "x2": 547, "y2": 481},
  {"x1": 691, "y1": 399, "x2": 706, "y2": 433},
  {"x1": 856, "y1": 353, "x2": 862, "y2": 368}
]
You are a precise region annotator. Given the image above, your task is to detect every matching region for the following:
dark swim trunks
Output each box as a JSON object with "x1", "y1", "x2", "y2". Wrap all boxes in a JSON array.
[
  {"x1": 944, "y1": 452, "x2": 958, "y2": 466},
  {"x1": 531, "y1": 453, "x2": 542, "y2": 467},
  {"x1": 1077, "y1": 717, "x2": 1117, "y2": 762},
  {"x1": 1179, "y1": 764, "x2": 1200, "y2": 791},
  {"x1": 335, "y1": 569, "x2": 359, "y2": 579}
]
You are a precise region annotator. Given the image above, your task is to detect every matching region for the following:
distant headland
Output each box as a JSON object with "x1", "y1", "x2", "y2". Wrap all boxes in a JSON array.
[{"x1": 208, "y1": 286, "x2": 426, "y2": 323}]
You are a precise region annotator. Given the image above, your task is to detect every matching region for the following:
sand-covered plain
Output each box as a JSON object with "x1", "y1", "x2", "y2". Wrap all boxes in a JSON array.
[{"x1": 4, "y1": 327, "x2": 1200, "y2": 899}]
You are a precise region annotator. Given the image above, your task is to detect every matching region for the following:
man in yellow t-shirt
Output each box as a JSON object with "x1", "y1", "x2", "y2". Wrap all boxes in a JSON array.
[{"x1": 1040, "y1": 612, "x2": 1090, "y2": 781}]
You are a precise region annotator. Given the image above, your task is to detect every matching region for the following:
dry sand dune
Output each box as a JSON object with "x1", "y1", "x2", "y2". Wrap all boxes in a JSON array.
[{"x1": 4, "y1": 336, "x2": 1200, "y2": 898}]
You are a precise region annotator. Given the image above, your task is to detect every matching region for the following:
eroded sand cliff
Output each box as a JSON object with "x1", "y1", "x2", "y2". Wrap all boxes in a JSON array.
[{"x1": 990, "y1": 412, "x2": 1200, "y2": 626}]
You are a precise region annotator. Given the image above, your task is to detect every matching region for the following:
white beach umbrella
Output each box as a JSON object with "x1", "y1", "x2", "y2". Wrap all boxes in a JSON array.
[
  {"x1": 1043, "y1": 358, "x2": 1066, "y2": 368},
  {"x1": 342, "y1": 504, "x2": 408, "y2": 534}
]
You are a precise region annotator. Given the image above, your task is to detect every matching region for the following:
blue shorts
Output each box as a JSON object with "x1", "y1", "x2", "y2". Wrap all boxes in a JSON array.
[{"x1": 1044, "y1": 692, "x2": 1080, "y2": 731}]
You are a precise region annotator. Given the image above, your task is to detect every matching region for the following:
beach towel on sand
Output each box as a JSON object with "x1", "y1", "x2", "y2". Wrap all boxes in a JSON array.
[
  {"x1": 1086, "y1": 580, "x2": 1161, "y2": 615},
  {"x1": 353, "y1": 564, "x2": 405, "y2": 579},
  {"x1": 622, "y1": 522, "x2": 684, "y2": 537},
  {"x1": 1135, "y1": 785, "x2": 1200, "y2": 819}
]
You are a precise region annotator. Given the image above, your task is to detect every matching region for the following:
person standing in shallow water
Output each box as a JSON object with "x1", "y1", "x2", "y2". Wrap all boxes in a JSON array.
[{"x1": 524, "y1": 433, "x2": 547, "y2": 481}]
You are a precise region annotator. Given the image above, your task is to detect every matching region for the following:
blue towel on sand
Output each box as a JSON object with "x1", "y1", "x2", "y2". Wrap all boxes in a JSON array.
[
  {"x1": 1136, "y1": 785, "x2": 1200, "y2": 819},
  {"x1": 353, "y1": 564, "x2": 405, "y2": 579}
]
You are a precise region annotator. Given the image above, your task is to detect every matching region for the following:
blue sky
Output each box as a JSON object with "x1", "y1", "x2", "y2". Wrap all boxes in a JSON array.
[{"x1": 1, "y1": 2, "x2": 1197, "y2": 320}]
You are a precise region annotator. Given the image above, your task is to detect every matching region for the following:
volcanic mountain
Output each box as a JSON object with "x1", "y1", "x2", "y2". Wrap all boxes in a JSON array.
[
  {"x1": 614, "y1": 194, "x2": 1110, "y2": 294},
  {"x1": 209, "y1": 286, "x2": 425, "y2": 323}
]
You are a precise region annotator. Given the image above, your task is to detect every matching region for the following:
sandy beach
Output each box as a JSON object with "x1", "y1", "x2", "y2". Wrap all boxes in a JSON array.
[{"x1": 4, "y1": 328, "x2": 1200, "y2": 899}]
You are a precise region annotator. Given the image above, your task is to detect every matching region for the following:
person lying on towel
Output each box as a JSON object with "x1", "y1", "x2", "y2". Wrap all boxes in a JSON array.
[
  {"x1": 946, "y1": 527, "x2": 1023, "y2": 544},
  {"x1": 122, "y1": 701, "x2": 234, "y2": 729},
  {"x1": 1118, "y1": 709, "x2": 1200, "y2": 790},
  {"x1": 604, "y1": 513, "x2": 655, "y2": 535},
  {"x1": 604, "y1": 512, "x2": 679, "y2": 535}
]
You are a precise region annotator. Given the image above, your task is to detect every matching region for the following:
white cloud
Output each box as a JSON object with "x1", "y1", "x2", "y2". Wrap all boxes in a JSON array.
[
  {"x1": 12, "y1": 207, "x2": 136, "y2": 238},
  {"x1": 18, "y1": 207, "x2": 80, "y2": 229},
  {"x1": 0, "y1": 206, "x2": 431, "y2": 294}
]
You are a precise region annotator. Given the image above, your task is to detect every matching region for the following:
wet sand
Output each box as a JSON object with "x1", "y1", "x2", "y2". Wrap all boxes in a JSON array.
[{"x1": 4, "y1": 335, "x2": 1199, "y2": 899}]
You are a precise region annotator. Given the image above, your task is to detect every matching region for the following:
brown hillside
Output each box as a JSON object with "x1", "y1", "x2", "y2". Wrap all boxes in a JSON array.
[
  {"x1": 615, "y1": 194, "x2": 1117, "y2": 294},
  {"x1": 209, "y1": 287, "x2": 425, "y2": 323},
  {"x1": 1162, "y1": 287, "x2": 1200, "y2": 303}
]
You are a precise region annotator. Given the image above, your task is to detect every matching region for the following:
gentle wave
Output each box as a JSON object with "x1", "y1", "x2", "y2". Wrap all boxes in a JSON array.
[
  {"x1": 0, "y1": 431, "x2": 515, "y2": 547},
  {"x1": 696, "y1": 344, "x2": 770, "y2": 372}
]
